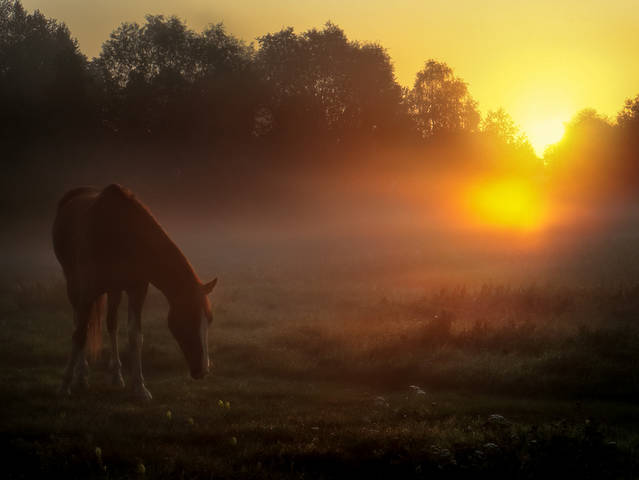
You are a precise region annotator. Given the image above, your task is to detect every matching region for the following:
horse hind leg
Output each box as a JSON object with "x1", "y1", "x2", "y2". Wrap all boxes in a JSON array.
[
  {"x1": 107, "y1": 290, "x2": 125, "y2": 388},
  {"x1": 59, "y1": 301, "x2": 92, "y2": 396},
  {"x1": 127, "y1": 284, "x2": 152, "y2": 401}
]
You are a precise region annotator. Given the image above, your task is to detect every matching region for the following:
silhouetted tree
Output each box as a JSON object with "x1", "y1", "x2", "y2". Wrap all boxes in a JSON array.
[
  {"x1": 255, "y1": 23, "x2": 407, "y2": 145},
  {"x1": 545, "y1": 109, "x2": 613, "y2": 163},
  {"x1": 614, "y1": 94, "x2": 639, "y2": 191},
  {"x1": 0, "y1": 0, "x2": 92, "y2": 148},
  {"x1": 408, "y1": 60, "x2": 480, "y2": 139},
  {"x1": 617, "y1": 94, "x2": 639, "y2": 130},
  {"x1": 481, "y1": 108, "x2": 535, "y2": 156},
  {"x1": 545, "y1": 109, "x2": 620, "y2": 199},
  {"x1": 482, "y1": 109, "x2": 518, "y2": 141},
  {"x1": 93, "y1": 15, "x2": 259, "y2": 146}
]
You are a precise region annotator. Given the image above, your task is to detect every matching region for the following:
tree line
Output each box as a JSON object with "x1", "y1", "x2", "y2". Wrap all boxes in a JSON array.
[
  {"x1": 0, "y1": 1, "x2": 537, "y2": 153},
  {"x1": 1, "y1": 0, "x2": 639, "y2": 218}
]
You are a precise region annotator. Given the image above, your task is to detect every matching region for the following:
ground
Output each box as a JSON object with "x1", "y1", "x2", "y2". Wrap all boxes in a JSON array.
[{"x1": 1, "y1": 275, "x2": 639, "y2": 479}]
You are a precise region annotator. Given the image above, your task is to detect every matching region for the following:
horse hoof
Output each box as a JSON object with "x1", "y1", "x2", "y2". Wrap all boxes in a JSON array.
[{"x1": 132, "y1": 385, "x2": 153, "y2": 401}]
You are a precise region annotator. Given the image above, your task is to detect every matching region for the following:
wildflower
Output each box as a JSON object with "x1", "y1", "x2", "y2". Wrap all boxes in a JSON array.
[
  {"x1": 483, "y1": 442, "x2": 500, "y2": 454},
  {"x1": 374, "y1": 396, "x2": 389, "y2": 408},
  {"x1": 487, "y1": 414, "x2": 509, "y2": 427},
  {"x1": 409, "y1": 385, "x2": 426, "y2": 395}
]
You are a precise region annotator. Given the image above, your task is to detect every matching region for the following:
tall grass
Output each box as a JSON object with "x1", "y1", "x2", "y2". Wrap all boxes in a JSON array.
[
  {"x1": 5, "y1": 279, "x2": 639, "y2": 399},
  {"x1": 2, "y1": 278, "x2": 639, "y2": 478}
]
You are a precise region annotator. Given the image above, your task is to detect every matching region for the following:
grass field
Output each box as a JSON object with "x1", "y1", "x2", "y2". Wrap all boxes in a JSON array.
[{"x1": 2, "y1": 274, "x2": 639, "y2": 479}]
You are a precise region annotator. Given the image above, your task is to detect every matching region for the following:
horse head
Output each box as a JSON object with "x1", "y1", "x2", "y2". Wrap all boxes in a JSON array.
[{"x1": 168, "y1": 278, "x2": 217, "y2": 379}]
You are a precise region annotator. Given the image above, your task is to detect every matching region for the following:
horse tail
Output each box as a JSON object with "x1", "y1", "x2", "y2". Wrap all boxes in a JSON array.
[{"x1": 87, "y1": 294, "x2": 106, "y2": 362}]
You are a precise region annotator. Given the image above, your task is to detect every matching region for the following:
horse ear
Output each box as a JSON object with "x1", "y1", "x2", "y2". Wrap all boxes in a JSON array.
[{"x1": 202, "y1": 278, "x2": 217, "y2": 295}]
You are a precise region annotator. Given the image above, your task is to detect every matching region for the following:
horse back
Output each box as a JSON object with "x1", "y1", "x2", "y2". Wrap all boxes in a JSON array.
[
  {"x1": 53, "y1": 184, "x2": 128, "y2": 273},
  {"x1": 53, "y1": 187, "x2": 100, "y2": 271},
  {"x1": 53, "y1": 184, "x2": 160, "y2": 289}
]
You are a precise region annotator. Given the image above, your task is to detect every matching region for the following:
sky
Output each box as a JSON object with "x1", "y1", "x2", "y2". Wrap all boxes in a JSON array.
[{"x1": 22, "y1": 0, "x2": 639, "y2": 155}]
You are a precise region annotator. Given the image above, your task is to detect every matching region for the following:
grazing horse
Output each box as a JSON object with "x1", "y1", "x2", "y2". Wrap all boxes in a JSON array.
[{"x1": 52, "y1": 184, "x2": 217, "y2": 400}]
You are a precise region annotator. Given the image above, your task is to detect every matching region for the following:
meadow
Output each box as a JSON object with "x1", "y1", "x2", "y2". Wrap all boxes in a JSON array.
[
  {"x1": 3, "y1": 1, "x2": 639, "y2": 478},
  {"x1": 2, "y1": 272, "x2": 639, "y2": 479}
]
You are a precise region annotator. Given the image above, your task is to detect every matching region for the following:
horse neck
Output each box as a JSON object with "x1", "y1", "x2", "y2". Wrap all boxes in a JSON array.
[{"x1": 144, "y1": 231, "x2": 200, "y2": 305}]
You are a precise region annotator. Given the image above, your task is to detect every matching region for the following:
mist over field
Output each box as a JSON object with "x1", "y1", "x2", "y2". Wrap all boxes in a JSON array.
[{"x1": 7, "y1": 146, "x2": 639, "y2": 292}]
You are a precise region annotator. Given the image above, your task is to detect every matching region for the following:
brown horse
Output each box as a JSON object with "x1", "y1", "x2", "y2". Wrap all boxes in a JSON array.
[{"x1": 52, "y1": 184, "x2": 217, "y2": 400}]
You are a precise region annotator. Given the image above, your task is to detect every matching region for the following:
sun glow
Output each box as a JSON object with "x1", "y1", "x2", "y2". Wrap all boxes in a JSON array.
[
  {"x1": 526, "y1": 118, "x2": 564, "y2": 157},
  {"x1": 524, "y1": 118, "x2": 566, "y2": 157},
  {"x1": 466, "y1": 178, "x2": 548, "y2": 232},
  {"x1": 510, "y1": 89, "x2": 574, "y2": 157}
]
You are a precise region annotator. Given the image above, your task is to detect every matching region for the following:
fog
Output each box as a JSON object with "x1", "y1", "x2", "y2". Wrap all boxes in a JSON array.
[{"x1": 6, "y1": 144, "x2": 639, "y2": 296}]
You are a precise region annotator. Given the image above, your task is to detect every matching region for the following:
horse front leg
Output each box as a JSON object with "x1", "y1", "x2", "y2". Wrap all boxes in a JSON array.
[
  {"x1": 59, "y1": 301, "x2": 92, "y2": 396},
  {"x1": 127, "y1": 284, "x2": 151, "y2": 401},
  {"x1": 107, "y1": 290, "x2": 125, "y2": 388},
  {"x1": 72, "y1": 345, "x2": 89, "y2": 391}
]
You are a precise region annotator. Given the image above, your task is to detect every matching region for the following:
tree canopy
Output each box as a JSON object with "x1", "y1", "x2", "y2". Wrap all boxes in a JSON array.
[
  {"x1": 255, "y1": 22, "x2": 406, "y2": 144},
  {"x1": 408, "y1": 60, "x2": 480, "y2": 138},
  {"x1": 0, "y1": 0, "x2": 90, "y2": 146}
]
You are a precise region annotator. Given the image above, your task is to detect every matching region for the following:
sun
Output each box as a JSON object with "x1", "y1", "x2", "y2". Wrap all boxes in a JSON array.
[
  {"x1": 523, "y1": 117, "x2": 566, "y2": 157},
  {"x1": 465, "y1": 178, "x2": 548, "y2": 232},
  {"x1": 509, "y1": 88, "x2": 574, "y2": 157}
]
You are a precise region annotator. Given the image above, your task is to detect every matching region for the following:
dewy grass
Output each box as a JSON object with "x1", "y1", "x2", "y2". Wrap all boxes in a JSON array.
[{"x1": 2, "y1": 278, "x2": 639, "y2": 478}]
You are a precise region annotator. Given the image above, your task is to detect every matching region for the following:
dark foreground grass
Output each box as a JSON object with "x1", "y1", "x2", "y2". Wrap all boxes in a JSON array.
[{"x1": 2, "y1": 278, "x2": 639, "y2": 479}]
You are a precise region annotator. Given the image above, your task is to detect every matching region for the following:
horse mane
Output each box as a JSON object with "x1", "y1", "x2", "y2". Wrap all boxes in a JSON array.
[
  {"x1": 99, "y1": 184, "x2": 169, "y2": 243},
  {"x1": 57, "y1": 186, "x2": 99, "y2": 209},
  {"x1": 98, "y1": 184, "x2": 201, "y2": 284}
]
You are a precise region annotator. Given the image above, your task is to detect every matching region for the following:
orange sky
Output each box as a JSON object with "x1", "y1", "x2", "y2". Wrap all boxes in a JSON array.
[{"x1": 23, "y1": 0, "x2": 639, "y2": 154}]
